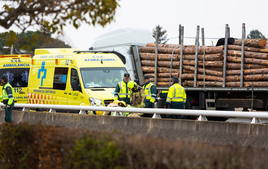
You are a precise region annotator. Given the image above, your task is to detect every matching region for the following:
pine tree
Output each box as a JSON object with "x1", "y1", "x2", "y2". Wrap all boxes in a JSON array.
[
  {"x1": 152, "y1": 25, "x2": 168, "y2": 44},
  {"x1": 247, "y1": 29, "x2": 266, "y2": 39}
]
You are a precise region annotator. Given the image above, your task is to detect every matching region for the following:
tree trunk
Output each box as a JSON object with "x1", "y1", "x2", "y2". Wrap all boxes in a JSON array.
[
  {"x1": 158, "y1": 78, "x2": 174, "y2": 82},
  {"x1": 227, "y1": 68, "x2": 268, "y2": 75},
  {"x1": 183, "y1": 81, "x2": 222, "y2": 87},
  {"x1": 140, "y1": 53, "x2": 179, "y2": 61},
  {"x1": 228, "y1": 50, "x2": 268, "y2": 60},
  {"x1": 227, "y1": 63, "x2": 266, "y2": 69},
  {"x1": 183, "y1": 80, "x2": 268, "y2": 87},
  {"x1": 234, "y1": 39, "x2": 267, "y2": 48},
  {"x1": 157, "y1": 82, "x2": 170, "y2": 86},
  {"x1": 183, "y1": 53, "x2": 223, "y2": 61},
  {"x1": 182, "y1": 60, "x2": 223, "y2": 67},
  {"x1": 227, "y1": 56, "x2": 268, "y2": 65},
  {"x1": 227, "y1": 81, "x2": 268, "y2": 87},
  {"x1": 142, "y1": 67, "x2": 179, "y2": 73},
  {"x1": 139, "y1": 46, "x2": 224, "y2": 55},
  {"x1": 183, "y1": 65, "x2": 223, "y2": 76},
  {"x1": 140, "y1": 53, "x2": 223, "y2": 61},
  {"x1": 144, "y1": 73, "x2": 179, "y2": 77},
  {"x1": 226, "y1": 74, "x2": 268, "y2": 81},
  {"x1": 141, "y1": 60, "x2": 180, "y2": 68},
  {"x1": 141, "y1": 60, "x2": 224, "y2": 68},
  {"x1": 228, "y1": 45, "x2": 263, "y2": 52},
  {"x1": 181, "y1": 74, "x2": 223, "y2": 81}
]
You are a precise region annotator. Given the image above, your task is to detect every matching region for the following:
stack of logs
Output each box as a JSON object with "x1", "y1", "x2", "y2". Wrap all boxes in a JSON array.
[{"x1": 139, "y1": 39, "x2": 268, "y2": 87}]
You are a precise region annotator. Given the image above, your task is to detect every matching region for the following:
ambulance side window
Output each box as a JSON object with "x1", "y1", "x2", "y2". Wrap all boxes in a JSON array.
[
  {"x1": 71, "y1": 68, "x2": 82, "y2": 92},
  {"x1": 0, "y1": 68, "x2": 29, "y2": 87},
  {"x1": 53, "y1": 67, "x2": 68, "y2": 90}
]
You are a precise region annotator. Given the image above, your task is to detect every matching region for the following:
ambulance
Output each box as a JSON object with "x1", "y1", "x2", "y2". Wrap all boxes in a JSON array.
[
  {"x1": 28, "y1": 48, "x2": 126, "y2": 111},
  {"x1": 0, "y1": 54, "x2": 31, "y2": 103}
]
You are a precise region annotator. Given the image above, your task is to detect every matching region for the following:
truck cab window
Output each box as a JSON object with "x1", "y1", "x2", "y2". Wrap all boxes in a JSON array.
[
  {"x1": 53, "y1": 68, "x2": 68, "y2": 90},
  {"x1": 71, "y1": 68, "x2": 82, "y2": 92}
]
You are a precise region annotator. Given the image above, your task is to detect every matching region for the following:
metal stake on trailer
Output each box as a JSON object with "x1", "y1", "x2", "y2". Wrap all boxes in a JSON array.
[
  {"x1": 223, "y1": 24, "x2": 229, "y2": 87},
  {"x1": 169, "y1": 25, "x2": 181, "y2": 83},
  {"x1": 240, "y1": 23, "x2": 246, "y2": 87},
  {"x1": 179, "y1": 26, "x2": 184, "y2": 85},
  {"x1": 154, "y1": 31, "x2": 159, "y2": 85},
  {"x1": 201, "y1": 27, "x2": 206, "y2": 87},
  {"x1": 179, "y1": 24, "x2": 182, "y2": 45},
  {"x1": 194, "y1": 25, "x2": 200, "y2": 87}
]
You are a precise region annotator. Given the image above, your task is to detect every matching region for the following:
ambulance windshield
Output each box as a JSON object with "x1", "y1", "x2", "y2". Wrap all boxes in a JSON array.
[{"x1": 81, "y1": 67, "x2": 126, "y2": 88}]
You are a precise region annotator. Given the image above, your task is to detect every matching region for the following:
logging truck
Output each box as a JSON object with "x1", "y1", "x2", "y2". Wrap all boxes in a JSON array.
[{"x1": 92, "y1": 38, "x2": 268, "y2": 111}]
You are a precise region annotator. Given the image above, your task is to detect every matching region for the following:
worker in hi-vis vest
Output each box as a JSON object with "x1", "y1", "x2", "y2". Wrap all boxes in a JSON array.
[
  {"x1": 143, "y1": 75, "x2": 157, "y2": 108},
  {"x1": 114, "y1": 73, "x2": 136, "y2": 105},
  {"x1": 142, "y1": 75, "x2": 157, "y2": 117},
  {"x1": 0, "y1": 76, "x2": 15, "y2": 123},
  {"x1": 166, "y1": 77, "x2": 186, "y2": 109}
]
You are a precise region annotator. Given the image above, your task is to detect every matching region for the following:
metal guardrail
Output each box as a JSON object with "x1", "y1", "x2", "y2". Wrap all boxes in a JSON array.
[{"x1": 7, "y1": 103, "x2": 268, "y2": 124}]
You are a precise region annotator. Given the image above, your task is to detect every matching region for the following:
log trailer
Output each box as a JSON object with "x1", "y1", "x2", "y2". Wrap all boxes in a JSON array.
[
  {"x1": 130, "y1": 40, "x2": 268, "y2": 111},
  {"x1": 90, "y1": 23, "x2": 268, "y2": 111},
  {"x1": 92, "y1": 39, "x2": 268, "y2": 111}
]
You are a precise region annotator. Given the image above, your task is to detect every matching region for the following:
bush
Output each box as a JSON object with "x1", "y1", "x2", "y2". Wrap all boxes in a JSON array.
[
  {"x1": 0, "y1": 123, "x2": 267, "y2": 169},
  {"x1": 0, "y1": 123, "x2": 38, "y2": 169},
  {"x1": 68, "y1": 135, "x2": 121, "y2": 169}
]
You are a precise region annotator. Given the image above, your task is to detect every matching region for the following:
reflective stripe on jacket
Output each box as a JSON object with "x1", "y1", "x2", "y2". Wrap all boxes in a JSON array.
[
  {"x1": 114, "y1": 81, "x2": 134, "y2": 100},
  {"x1": 166, "y1": 83, "x2": 186, "y2": 103},
  {"x1": 143, "y1": 82, "x2": 156, "y2": 103},
  {"x1": 2, "y1": 83, "x2": 14, "y2": 105}
]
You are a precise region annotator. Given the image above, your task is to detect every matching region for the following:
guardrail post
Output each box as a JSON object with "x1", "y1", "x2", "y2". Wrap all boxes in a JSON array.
[
  {"x1": 197, "y1": 115, "x2": 208, "y2": 121},
  {"x1": 22, "y1": 107, "x2": 28, "y2": 112},
  {"x1": 152, "y1": 102, "x2": 161, "y2": 118},
  {"x1": 79, "y1": 110, "x2": 87, "y2": 115},
  {"x1": 251, "y1": 117, "x2": 260, "y2": 124},
  {"x1": 49, "y1": 108, "x2": 56, "y2": 113},
  {"x1": 152, "y1": 113, "x2": 161, "y2": 119}
]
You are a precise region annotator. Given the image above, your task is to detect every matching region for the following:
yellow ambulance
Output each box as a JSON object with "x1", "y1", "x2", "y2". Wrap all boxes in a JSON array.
[
  {"x1": 0, "y1": 54, "x2": 31, "y2": 103},
  {"x1": 28, "y1": 48, "x2": 126, "y2": 111}
]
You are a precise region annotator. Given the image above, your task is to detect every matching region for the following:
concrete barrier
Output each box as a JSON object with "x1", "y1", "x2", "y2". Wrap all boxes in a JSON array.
[{"x1": 1, "y1": 110, "x2": 268, "y2": 148}]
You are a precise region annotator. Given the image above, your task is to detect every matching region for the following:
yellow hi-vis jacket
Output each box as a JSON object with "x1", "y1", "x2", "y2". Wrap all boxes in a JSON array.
[
  {"x1": 166, "y1": 83, "x2": 186, "y2": 103},
  {"x1": 143, "y1": 82, "x2": 157, "y2": 103},
  {"x1": 114, "y1": 81, "x2": 135, "y2": 100},
  {"x1": 1, "y1": 83, "x2": 14, "y2": 105}
]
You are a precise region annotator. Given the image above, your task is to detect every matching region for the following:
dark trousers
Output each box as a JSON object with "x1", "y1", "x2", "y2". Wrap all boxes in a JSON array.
[
  {"x1": 166, "y1": 102, "x2": 185, "y2": 119},
  {"x1": 4, "y1": 103, "x2": 14, "y2": 123},
  {"x1": 142, "y1": 99, "x2": 154, "y2": 118},
  {"x1": 170, "y1": 102, "x2": 185, "y2": 109}
]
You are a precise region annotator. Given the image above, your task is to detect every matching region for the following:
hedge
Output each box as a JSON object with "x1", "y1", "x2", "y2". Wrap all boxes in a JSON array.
[{"x1": 0, "y1": 123, "x2": 267, "y2": 169}]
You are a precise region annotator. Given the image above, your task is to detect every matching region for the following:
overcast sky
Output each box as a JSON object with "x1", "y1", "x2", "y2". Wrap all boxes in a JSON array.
[
  {"x1": 2, "y1": 0, "x2": 268, "y2": 49},
  {"x1": 64, "y1": 0, "x2": 268, "y2": 49}
]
